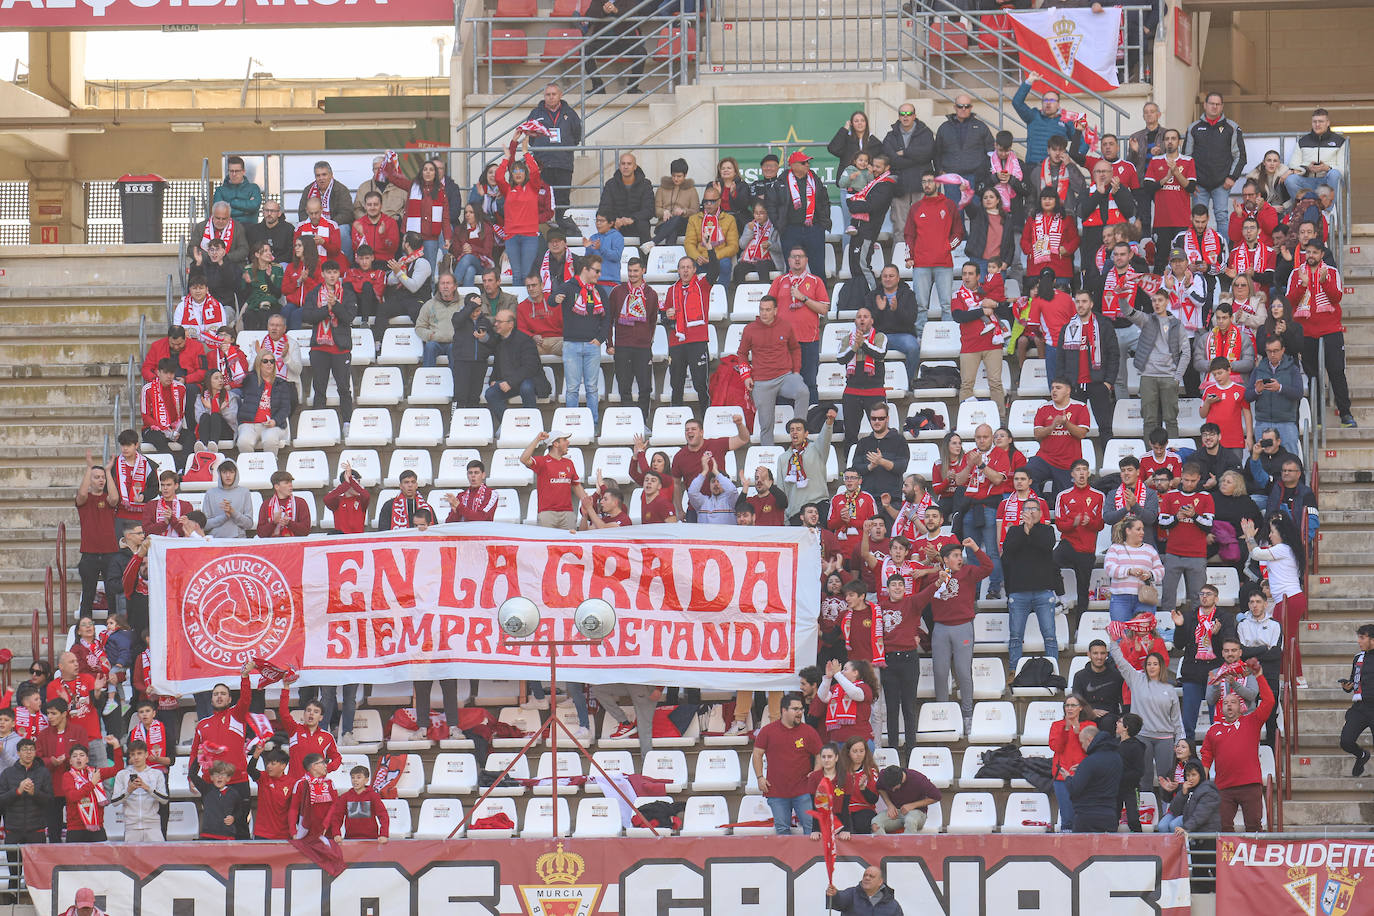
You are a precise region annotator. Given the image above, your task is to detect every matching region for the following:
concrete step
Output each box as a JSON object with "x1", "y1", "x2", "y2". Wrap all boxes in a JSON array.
[
  {"x1": 0, "y1": 378, "x2": 124, "y2": 409},
  {"x1": 1279, "y1": 799, "x2": 1374, "y2": 825},
  {"x1": 0, "y1": 245, "x2": 178, "y2": 290},
  {"x1": 0, "y1": 341, "x2": 140, "y2": 366},
  {"x1": 1290, "y1": 753, "x2": 1373, "y2": 779},
  {"x1": 1310, "y1": 573, "x2": 1374, "y2": 597}
]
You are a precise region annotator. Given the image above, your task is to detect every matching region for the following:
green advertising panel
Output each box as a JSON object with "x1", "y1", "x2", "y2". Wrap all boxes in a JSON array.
[{"x1": 717, "y1": 102, "x2": 868, "y2": 186}]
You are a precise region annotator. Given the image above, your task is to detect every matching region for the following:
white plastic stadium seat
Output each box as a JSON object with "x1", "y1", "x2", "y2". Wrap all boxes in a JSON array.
[
  {"x1": 466, "y1": 797, "x2": 518, "y2": 838},
  {"x1": 599, "y1": 407, "x2": 645, "y2": 446},
  {"x1": 908, "y1": 747, "x2": 954, "y2": 789},
  {"x1": 731, "y1": 283, "x2": 768, "y2": 322},
  {"x1": 446, "y1": 408, "x2": 495, "y2": 447},
  {"x1": 522, "y1": 797, "x2": 571, "y2": 838},
  {"x1": 644, "y1": 245, "x2": 686, "y2": 283},
  {"x1": 1021, "y1": 702, "x2": 1063, "y2": 747},
  {"x1": 497, "y1": 408, "x2": 545, "y2": 448},
  {"x1": 395, "y1": 408, "x2": 444, "y2": 447},
  {"x1": 284, "y1": 450, "x2": 330, "y2": 490},
  {"x1": 1001, "y1": 793, "x2": 1052, "y2": 833},
  {"x1": 573, "y1": 797, "x2": 624, "y2": 837},
  {"x1": 946, "y1": 792, "x2": 998, "y2": 834},
  {"x1": 384, "y1": 449, "x2": 435, "y2": 487},
  {"x1": 639, "y1": 750, "x2": 688, "y2": 793},
  {"x1": 550, "y1": 407, "x2": 596, "y2": 445},
  {"x1": 415, "y1": 798, "x2": 465, "y2": 838},
  {"x1": 235, "y1": 452, "x2": 279, "y2": 490},
  {"x1": 690, "y1": 749, "x2": 742, "y2": 792},
  {"x1": 486, "y1": 449, "x2": 534, "y2": 486},
  {"x1": 968, "y1": 701, "x2": 1017, "y2": 744},
  {"x1": 919, "y1": 322, "x2": 961, "y2": 358},
  {"x1": 379, "y1": 327, "x2": 423, "y2": 365},
  {"x1": 435, "y1": 448, "x2": 481, "y2": 487},
  {"x1": 959, "y1": 748, "x2": 1004, "y2": 789},
  {"x1": 591, "y1": 447, "x2": 634, "y2": 485},
  {"x1": 335, "y1": 449, "x2": 381, "y2": 487},
  {"x1": 343, "y1": 407, "x2": 393, "y2": 446},
  {"x1": 293, "y1": 409, "x2": 342, "y2": 448},
  {"x1": 1008, "y1": 399, "x2": 1048, "y2": 438},
  {"x1": 916, "y1": 702, "x2": 963, "y2": 743},
  {"x1": 409, "y1": 367, "x2": 455, "y2": 405},
  {"x1": 1112, "y1": 398, "x2": 1145, "y2": 437},
  {"x1": 679, "y1": 796, "x2": 730, "y2": 836},
  {"x1": 357, "y1": 366, "x2": 404, "y2": 405},
  {"x1": 651, "y1": 406, "x2": 694, "y2": 445}
]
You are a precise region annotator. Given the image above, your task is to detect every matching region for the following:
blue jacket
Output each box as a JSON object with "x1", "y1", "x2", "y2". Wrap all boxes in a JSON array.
[
  {"x1": 830, "y1": 884, "x2": 904, "y2": 916},
  {"x1": 1246, "y1": 354, "x2": 1302, "y2": 424},
  {"x1": 1065, "y1": 728, "x2": 1123, "y2": 823},
  {"x1": 589, "y1": 229, "x2": 625, "y2": 284},
  {"x1": 1012, "y1": 82, "x2": 1083, "y2": 168}
]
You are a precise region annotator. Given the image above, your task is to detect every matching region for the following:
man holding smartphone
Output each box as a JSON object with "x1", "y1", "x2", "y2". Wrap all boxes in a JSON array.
[
  {"x1": 1339, "y1": 625, "x2": 1374, "y2": 776},
  {"x1": 1247, "y1": 336, "x2": 1304, "y2": 456}
]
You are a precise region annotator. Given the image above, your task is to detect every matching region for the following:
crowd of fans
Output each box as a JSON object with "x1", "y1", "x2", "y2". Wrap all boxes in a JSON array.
[{"x1": 25, "y1": 77, "x2": 1355, "y2": 853}]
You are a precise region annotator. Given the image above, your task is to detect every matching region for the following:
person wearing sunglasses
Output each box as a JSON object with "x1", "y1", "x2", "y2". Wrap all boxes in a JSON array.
[
  {"x1": 880, "y1": 101, "x2": 936, "y2": 241},
  {"x1": 935, "y1": 95, "x2": 995, "y2": 204}
]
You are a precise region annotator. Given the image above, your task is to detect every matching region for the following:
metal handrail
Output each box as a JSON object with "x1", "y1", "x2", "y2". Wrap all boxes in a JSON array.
[
  {"x1": 126, "y1": 354, "x2": 137, "y2": 434},
  {"x1": 42, "y1": 567, "x2": 54, "y2": 669},
  {"x1": 200, "y1": 157, "x2": 211, "y2": 226},
  {"x1": 112, "y1": 393, "x2": 121, "y2": 450},
  {"x1": 56, "y1": 521, "x2": 68, "y2": 628},
  {"x1": 896, "y1": 0, "x2": 1138, "y2": 141}
]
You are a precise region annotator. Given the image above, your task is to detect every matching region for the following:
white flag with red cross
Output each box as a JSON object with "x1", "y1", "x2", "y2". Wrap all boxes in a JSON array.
[{"x1": 1009, "y1": 6, "x2": 1123, "y2": 94}]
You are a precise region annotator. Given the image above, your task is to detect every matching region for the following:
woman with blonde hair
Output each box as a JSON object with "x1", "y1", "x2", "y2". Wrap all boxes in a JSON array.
[
  {"x1": 1104, "y1": 516, "x2": 1164, "y2": 623},
  {"x1": 1226, "y1": 274, "x2": 1266, "y2": 330},
  {"x1": 707, "y1": 157, "x2": 751, "y2": 223}
]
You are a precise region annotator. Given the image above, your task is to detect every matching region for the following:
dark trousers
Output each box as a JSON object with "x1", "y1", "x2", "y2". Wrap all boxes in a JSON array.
[
  {"x1": 65, "y1": 828, "x2": 107, "y2": 843},
  {"x1": 1219, "y1": 782, "x2": 1264, "y2": 832},
  {"x1": 669, "y1": 342, "x2": 709, "y2": 407},
  {"x1": 1341, "y1": 703, "x2": 1374, "y2": 760},
  {"x1": 843, "y1": 391, "x2": 886, "y2": 447},
  {"x1": 782, "y1": 225, "x2": 827, "y2": 286},
  {"x1": 450, "y1": 360, "x2": 487, "y2": 408},
  {"x1": 354, "y1": 285, "x2": 381, "y2": 323},
  {"x1": 1025, "y1": 456, "x2": 1073, "y2": 499},
  {"x1": 196, "y1": 412, "x2": 234, "y2": 444},
  {"x1": 1054, "y1": 539, "x2": 1095, "y2": 613},
  {"x1": 485, "y1": 379, "x2": 538, "y2": 424},
  {"x1": 46, "y1": 799, "x2": 65, "y2": 842},
  {"x1": 414, "y1": 679, "x2": 461, "y2": 727},
  {"x1": 78, "y1": 551, "x2": 122, "y2": 617},
  {"x1": 1133, "y1": 187, "x2": 1153, "y2": 235},
  {"x1": 1072, "y1": 380, "x2": 1115, "y2": 438},
  {"x1": 541, "y1": 166, "x2": 573, "y2": 223},
  {"x1": 5, "y1": 828, "x2": 43, "y2": 894},
  {"x1": 699, "y1": 250, "x2": 722, "y2": 286},
  {"x1": 614, "y1": 345, "x2": 653, "y2": 417},
  {"x1": 1153, "y1": 227, "x2": 1185, "y2": 274},
  {"x1": 241, "y1": 306, "x2": 276, "y2": 331},
  {"x1": 310, "y1": 349, "x2": 354, "y2": 422},
  {"x1": 652, "y1": 214, "x2": 687, "y2": 245},
  {"x1": 881, "y1": 650, "x2": 920, "y2": 749},
  {"x1": 141, "y1": 427, "x2": 195, "y2": 469},
  {"x1": 848, "y1": 233, "x2": 879, "y2": 295},
  {"x1": 732, "y1": 259, "x2": 776, "y2": 286},
  {"x1": 1302, "y1": 331, "x2": 1350, "y2": 416},
  {"x1": 1118, "y1": 787, "x2": 1142, "y2": 832}
]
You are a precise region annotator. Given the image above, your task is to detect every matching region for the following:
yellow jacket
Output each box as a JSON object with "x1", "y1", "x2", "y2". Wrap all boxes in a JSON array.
[{"x1": 684, "y1": 211, "x2": 740, "y2": 261}]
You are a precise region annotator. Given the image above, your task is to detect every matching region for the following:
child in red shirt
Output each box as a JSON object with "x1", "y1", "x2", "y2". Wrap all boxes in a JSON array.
[
  {"x1": 247, "y1": 747, "x2": 295, "y2": 840},
  {"x1": 288, "y1": 753, "x2": 346, "y2": 874},
  {"x1": 62, "y1": 737, "x2": 123, "y2": 842},
  {"x1": 332, "y1": 765, "x2": 390, "y2": 842}
]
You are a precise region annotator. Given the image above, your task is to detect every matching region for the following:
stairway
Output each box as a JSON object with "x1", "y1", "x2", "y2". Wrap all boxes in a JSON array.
[
  {"x1": 0, "y1": 245, "x2": 174, "y2": 658},
  {"x1": 1279, "y1": 227, "x2": 1374, "y2": 829}
]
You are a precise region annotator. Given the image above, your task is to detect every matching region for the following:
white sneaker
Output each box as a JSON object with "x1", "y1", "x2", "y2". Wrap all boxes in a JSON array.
[
  {"x1": 192, "y1": 440, "x2": 207, "y2": 453},
  {"x1": 342, "y1": 421, "x2": 351, "y2": 438},
  {"x1": 724, "y1": 721, "x2": 750, "y2": 737},
  {"x1": 568, "y1": 725, "x2": 593, "y2": 743},
  {"x1": 339, "y1": 731, "x2": 355, "y2": 746},
  {"x1": 640, "y1": 241, "x2": 656, "y2": 254},
  {"x1": 449, "y1": 726, "x2": 466, "y2": 741},
  {"x1": 521, "y1": 697, "x2": 550, "y2": 711}
]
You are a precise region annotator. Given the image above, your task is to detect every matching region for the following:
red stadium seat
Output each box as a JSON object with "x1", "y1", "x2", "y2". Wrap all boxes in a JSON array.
[
  {"x1": 551, "y1": 0, "x2": 590, "y2": 16},
  {"x1": 495, "y1": 0, "x2": 538, "y2": 17},
  {"x1": 927, "y1": 19, "x2": 969, "y2": 53},
  {"x1": 491, "y1": 28, "x2": 530, "y2": 60},
  {"x1": 541, "y1": 29, "x2": 584, "y2": 62},
  {"x1": 651, "y1": 26, "x2": 697, "y2": 59}
]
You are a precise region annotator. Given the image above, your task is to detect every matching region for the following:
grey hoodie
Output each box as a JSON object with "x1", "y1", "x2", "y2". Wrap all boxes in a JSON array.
[
  {"x1": 1110, "y1": 640, "x2": 1185, "y2": 741},
  {"x1": 202, "y1": 460, "x2": 254, "y2": 538}
]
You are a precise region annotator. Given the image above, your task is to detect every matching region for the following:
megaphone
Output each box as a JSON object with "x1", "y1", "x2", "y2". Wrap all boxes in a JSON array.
[
  {"x1": 497, "y1": 596, "x2": 540, "y2": 639},
  {"x1": 574, "y1": 597, "x2": 617, "y2": 641}
]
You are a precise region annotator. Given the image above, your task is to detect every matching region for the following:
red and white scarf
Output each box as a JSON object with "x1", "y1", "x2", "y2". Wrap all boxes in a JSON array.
[
  {"x1": 1206, "y1": 659, "x2": 1247, "y2": 687},
  {"x1": 1061, "y1": 314, "x2": 1101, "y2": 371},
  {"x1": 1229, "y1": 243, "x2": 1272, "y2": 279},
  {"x1": 743, "y1": 220, "x2": 772, "y2": 261},
  {"x1": 305, "y1": 774, "x2": 337, "y2": 807},
  {"x1": 374, "y1": 150, "x2": 400, "y2": 183},
  {"x1": 514, "y1": 119, "x2": 554, "y2": 139},
  {"x1": 1106, "y1": 612, "x2": 1157, "y2": 641},
  {"x1": 1183, "y1": 227, "x2": 1224, "y2": 272},
  {"x1": 1101, "y1": 267, "x2": 1140, "y2": 319},
  {"x1": 824, "y1": 681, "x2": 866, "y2": 730},
  {"x1": 114, "y1": 453, "x2": 151, "y2": 505},
  {"x1": 787, "y1": 171, "x2": 817, "y2": 225},
  {"x1": 700, "y1": 212, "x2": 724, "y2": 248},
  {"x1": 131, "y1": 718, "x2": 167, "y2": 758},
  {"x1": 1114, "y1": 477, "x2": 1148, "y2": 510},
  {"x1": 1165, "y1": 269, "x2": 1202, "y2": 330},
  {"x1": 845, "y1": 327, "x2": 879, "y2": 377},
  {"x1": 140, "y1": 650, "x2": 177, "y2": 708},
  {"x1": 1082, "y1": 185, "x2": 1126, "y2": 227},
  {"x1": 15, "y1": 706, "x2": 47, "y2": 739},
  {"x1": 1030, "y1": 213, "x2": 1063, "y2": 264},
  {"x1": 273, "y1": 495, "x2": 297, "y2": 523},
  {"x1": 1194, "y1": 606, "x2": 1219, "y2": 662},
  {"x1": 314, "y1": 281, "x2": 343, "y2": 345},
  {"x1": 70, "y1": 766, "x2": 108, "y2": 831},
  {"x1": 618, "y1": 281, "x2": 648, "y2": 325},
  {"x1": 155, "y1": 498, "x2": 182, "y2": 537},
  {"x1": 893, "y1": 493, "x2": 934, "y2": 540},
  {"x1": 144, "y1": 380, "x2": 184, "y2": 431},
  {"x1": 540, "y1": 248, "x2": 576, "y2": 292},
  {"x1": 842, "y1": 602, "x2": 885, "y2": 662},
  {"x1": 1292, "y1": 264, "x2": 1337, "y2": 317},
  {"x1": 404, "y1": 181, "x2": 443, "y2": 235},
  {"x1": 670, "y1": 278, "x2": 708, "y2": 342},
  {"x1": 391, "y1": 494, "x2": 433, "y2": 529},
  {"x1": 1205, "y1": 326, "x2": 1244, "y2": 363},
  {"x1": 251, "y1": 656, "x2": 300, "y2": 686},
  {"x1": 573, "y1": 280, "x2": 603, "y2": 317},
  {"x1": 222, "y1": 346, "x2": 249, "y2": 387},
  {"x1": 259, "y1": 333, "x2": 289, "y2": 376},
  {"x1": 988, "y1": 150, "x2": 1023, "y2": 209},
  {"x1": 175, "y1": 294, "x2": 225, "y2": 332},
  {"x1": 306, "y1": 179, "x2": 335, "y2": 219},
  {"x1": 1039, "y1": 159, "x2": 1071, "y2": 204},
  {"x1": 848, "y1": 173, "x2": 896, "y2": 222},
  {"x1": 200, "y1": 218, "x2": 235, "y2": 253},
  {"x1": 79, "y1": 638, "x2": 109, "y2": 675}
]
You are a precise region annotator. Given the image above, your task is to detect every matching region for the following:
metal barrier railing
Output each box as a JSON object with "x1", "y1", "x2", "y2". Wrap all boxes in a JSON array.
[
  {"x1": 894, "y1": 0, "x2": 1144, "y2": 139},
  {"x1": 705, "y1": 0, "x2": 889, "y2": 74}
]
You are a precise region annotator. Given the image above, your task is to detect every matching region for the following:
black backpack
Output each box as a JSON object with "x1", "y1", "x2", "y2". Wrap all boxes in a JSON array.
[{"x1": 1011, "y1": 656, "x2": 1067, "y2": 689}]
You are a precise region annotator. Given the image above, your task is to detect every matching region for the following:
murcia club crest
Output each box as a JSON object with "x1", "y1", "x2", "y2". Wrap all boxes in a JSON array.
[
  {"x1": 181, "y1": 555, "x2": 296, "y2": 667},
  {"x1": 1049, "y1": 15, "x2": 1082, "y2": 74},
  {"x1": 1284, "y1": 866, "x2": 1364, "y2": 916},
  {"x1": 519, "y1": 843, "x2": 602, "y2": 916}
]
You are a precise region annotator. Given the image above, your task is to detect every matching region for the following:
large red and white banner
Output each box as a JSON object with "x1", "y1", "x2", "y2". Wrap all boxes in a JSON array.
[
  {"x1": 23, "y1": 834, "x2": 1191, "y2": 916},
  {"x1": 1009, "y1": 7, "x2": 1123, "y2": 95},
  {"x1": 0, "y1": 0, "x2": 455, "y2": 31},
  {"x1": 1218, "y1": 837, "x2": 1374, "y2": 916},
  {"x1": 148, "y1": 524, "x2": 818, "y2": 693}
]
